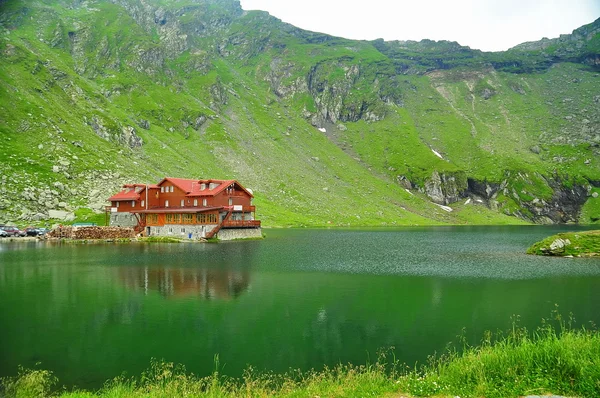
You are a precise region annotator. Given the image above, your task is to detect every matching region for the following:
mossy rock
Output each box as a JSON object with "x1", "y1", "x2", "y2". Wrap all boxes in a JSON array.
[{"x1": 527, "y1": 230, "x2": 600, "y2": 256}]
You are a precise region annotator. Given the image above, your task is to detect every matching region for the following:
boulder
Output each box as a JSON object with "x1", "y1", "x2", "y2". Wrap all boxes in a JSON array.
[
  {"x1": 48, "y1": 210, "x2": 75, "y2": 221},
  {"x1": 541, "y1": 238, "x2": 572, "y2": 255}
]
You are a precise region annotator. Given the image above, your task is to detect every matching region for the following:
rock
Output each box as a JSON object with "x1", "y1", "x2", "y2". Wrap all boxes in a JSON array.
[
  {"x1": 48, "y1": 210, "x2": 75, "y2": 221},
  {"x1": 481, "y1": 88, "x2": 495, "y2": 99},
  {"x1": 32, "y1": 213, "x2": 47, "y2": 221},
  {"x1": 194, "y1": 115, "x2": 206, "y2": 130},
  {"x1": 530, "y1": 145, "x2": 541, "y2": 154},
  {"x1": 138, "y1": 119, "x2": 150, "y2": 129},
  {"x1": 593, "y1": 192, "x2": 599, "y2": 198},
  {"x1": 397, "y1": 175, "x2": 412, "y2": 190},
  {"x1": 121, "y1": 126, "x2": 143, "y2": 148},
  {"x1": 89, "y1": 116, "x2": 111, "y2": 141},
  {"x1": 549, "y1": 238, "x2": 571, "y2": 252},
  {"x1": 52, "y1": 165, "x2": 60, "y2": 172},
  {"x1": 425, "y1": 171, "x2": 466, "y2": 205}
]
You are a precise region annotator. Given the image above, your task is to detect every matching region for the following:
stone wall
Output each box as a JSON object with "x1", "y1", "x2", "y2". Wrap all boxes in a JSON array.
[
  {"x1": 109, "y1": 212, "x2": 138, "y2": 227},
  {"x1": 217, "y1": 227, "x2": 262, "y2": 241},
  {"x1": 148, "y1": 224, "x2": 218, "y2": 239}
]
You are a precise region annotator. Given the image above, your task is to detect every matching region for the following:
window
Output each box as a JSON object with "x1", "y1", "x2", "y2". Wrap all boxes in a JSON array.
[
  {"x1": 161, "y1": 186, "x2": 164, "y2": 193},
  {"x1": 197, "y1": 213, "x2": 218, "y2": 224},
  {"x1": 180, "y1": 199, "x2": 185, "y2": 207},
  {"x1": 170, "y1": 186, "x2": 174, "y2": 193},
  {"x1": 147, "y1": 214, "x2": 159, "y2": 225},
  {"x1": 181, "y1": 228, "x2": 185, "y2": 233},
  {"x1": 116, "y1": 202, "x2": 119, "y2": 208},
  {"x1": 202, "y1": 198, "x2": 207, "y2": 207},
  {"x1": 182, "y1": 214, "x2": 194, "y2": 224},
  {"x1": 141, "y1": 200, "x2": 145, "y2": 207},
  {"x1": 131, "y1": 201, "x2": 135, "y2": 207},
  {"x1": 228, "y1": 198, "x2": 233, "y2": 206},
  {"x1": 165, "y1": 200, "x2": 169, "y2": 208},
  {"x1": 166, "y1": 214, "x2": 181, "y2": 224},
  {"x1": 193, "y1": 199, "x2": 198, "y2": 206}
]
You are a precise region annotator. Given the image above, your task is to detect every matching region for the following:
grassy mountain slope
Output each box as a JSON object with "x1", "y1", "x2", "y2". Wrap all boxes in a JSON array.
[{"x1": 0, "y1": 0, "x2": 598, "y2": 226}]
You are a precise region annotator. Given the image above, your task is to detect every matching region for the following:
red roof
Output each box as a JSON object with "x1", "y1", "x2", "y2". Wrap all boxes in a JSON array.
[
  {"x1": 155, "y1": 177, "x2": 253, "y2": 198},
  {"x1": 186, "y1": 179, "x2": 236, "y2": 197},
  {"x1": 109, "y1": 178, "x2": 254, "y2": 202},
  {"x1": 108, "y1": 190, "x2": 140, "y2": 201},
  {"x1": 156, "y1": 177, "x2": 197, "y2": 193}
]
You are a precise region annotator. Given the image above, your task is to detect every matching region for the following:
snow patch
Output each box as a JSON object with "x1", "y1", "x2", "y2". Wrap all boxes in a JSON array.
[
  {"x1": 435, "y1": 203, "x2": 453, "y2": 212},
  {"x1": 318, "y1": 127, "x2": 327, "y2": 133},
  {"x1": 405, "y1": 189, "x2": 413, "y2": 196},
  {"x1": 431, "y1": 148, "x2": 443, "y2": 159}
]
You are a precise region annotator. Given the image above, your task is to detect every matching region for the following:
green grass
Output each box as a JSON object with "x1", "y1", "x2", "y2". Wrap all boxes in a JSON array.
[
  {"x1": 527, "y1": 230, "x2": 600, "y2": 256},
  {"x1": 0, "y1": 0, "x2": 598, "y2": 228},
  {"x1": 2, "y1": 314, "x2": 599, "y2": 397},
  {"x1": 580, "y1": 188, "x2": 600, "y2": 224},
  {"x1": 69, "y1": 208, "x2": 107, "y2": 226}
]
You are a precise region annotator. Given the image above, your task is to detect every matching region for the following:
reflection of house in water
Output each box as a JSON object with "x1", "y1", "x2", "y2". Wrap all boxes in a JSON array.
[{"x1": 119, "y1": 267, "x2": 250, "y2": 300}]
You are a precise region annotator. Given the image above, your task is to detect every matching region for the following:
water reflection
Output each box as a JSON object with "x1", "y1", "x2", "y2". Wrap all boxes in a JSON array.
[{"x1": 118, "y1": 267, "x2": 250, "y2": 300}]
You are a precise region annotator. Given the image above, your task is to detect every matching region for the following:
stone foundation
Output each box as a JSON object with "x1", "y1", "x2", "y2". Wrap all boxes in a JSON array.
[
  {"x1": 217, "y1": 227, "x2": 262, "y2": 241},
  {"x1": 109, "y1": 213, "x2": 138, "y2": 227},
  {"x1": 147, "y1": 224, "x2": 218, "y2": 239},
  {"x1": 122, "y1": 223, "x2": 262, "y2": 241}
]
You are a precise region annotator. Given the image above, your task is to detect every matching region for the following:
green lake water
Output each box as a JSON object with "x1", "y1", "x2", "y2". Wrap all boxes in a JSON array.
[{"x1": 1, "y1": 226, "x2": 600, "y2": 389}]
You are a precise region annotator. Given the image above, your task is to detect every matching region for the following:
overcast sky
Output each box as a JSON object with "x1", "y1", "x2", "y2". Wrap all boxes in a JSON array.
[{"x1": 239, "y1": 0, "x2": 600, "y2": 52}]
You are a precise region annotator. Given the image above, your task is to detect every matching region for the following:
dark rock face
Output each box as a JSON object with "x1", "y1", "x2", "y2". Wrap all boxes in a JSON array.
[
  {"x1": 423, "y1": 171, "x2": 468, "y2": 205},
  {"x1": 535, "y1": 181, "x2": 588, "y2": 223},
  {"x1": 420, "y1": 174, "x2": 590, "y2": 223},
  {"x1": 466, "y1": 178, "x2": 501, "y2": 202}
]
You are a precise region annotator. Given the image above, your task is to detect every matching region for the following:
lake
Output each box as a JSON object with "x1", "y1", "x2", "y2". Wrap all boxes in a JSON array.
[{"x1": 1, "y1": 226, "x2": 600, "y2": 389}]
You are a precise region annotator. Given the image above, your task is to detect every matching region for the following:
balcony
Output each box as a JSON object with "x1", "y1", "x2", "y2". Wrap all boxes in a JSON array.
[
  {"x1": 222, "y1": 220, "x2": 261, "y2": 228},
  {"x1": 226, "y1": 205, "x2": 256, "y2": 212}
]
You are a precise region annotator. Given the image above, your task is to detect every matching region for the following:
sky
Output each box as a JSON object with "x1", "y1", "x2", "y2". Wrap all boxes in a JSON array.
[{"x1": 239, "y1": 0, "x2": 600, "y2": 52}]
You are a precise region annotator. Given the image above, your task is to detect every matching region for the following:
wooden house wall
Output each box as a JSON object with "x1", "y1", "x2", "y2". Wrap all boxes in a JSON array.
[
  {"x1": 145, "y1": 211, "x2": 219, "y2": 226},
  {"x1": 111, "y1": 200, "x2": 139, "y2": 212},
  {"x1": 212, "y1": 187, "x2": 252, "y2": 208},
  {"x1": 157, "y1": 182, "x2": 196, "y2": 208},
  {"x1": 146, "y1": 188, "x2": 161, "y2": 208}
]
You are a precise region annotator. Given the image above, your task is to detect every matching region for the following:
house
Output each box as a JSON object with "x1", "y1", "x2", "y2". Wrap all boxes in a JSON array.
[{"x1": 107, "y1": 178, "x2": 261, "y2": 240}]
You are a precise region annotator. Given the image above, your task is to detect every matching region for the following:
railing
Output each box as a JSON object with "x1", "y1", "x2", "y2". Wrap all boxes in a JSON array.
[
  {"x1": 224, "y1": 205, "x2": 256, "y2": 212},
  {"x1": 222, "y1": 220, "x2": 261, "y2": 228},
  {"x1": 140, "y1": 205, "x2": 255, "y2": 211}
]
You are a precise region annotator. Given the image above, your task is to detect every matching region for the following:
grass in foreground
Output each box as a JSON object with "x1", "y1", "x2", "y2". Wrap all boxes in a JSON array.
[{"x1": 3, "y1": 314, "x2": 600, "y2": 398}]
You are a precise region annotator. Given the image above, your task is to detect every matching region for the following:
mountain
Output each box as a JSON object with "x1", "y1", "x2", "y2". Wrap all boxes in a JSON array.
[{"x1": 0, "y1": 0, "x2": 599, "y2": 227}]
